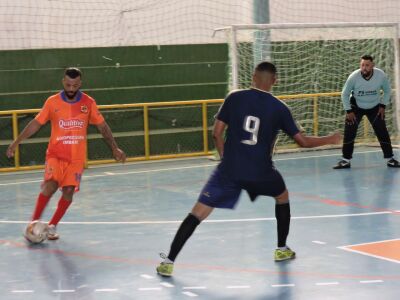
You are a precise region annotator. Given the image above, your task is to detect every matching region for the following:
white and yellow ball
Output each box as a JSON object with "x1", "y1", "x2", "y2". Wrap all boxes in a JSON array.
[{"x1": 24, "y1": 220, "x2": 49, "y2": 244}]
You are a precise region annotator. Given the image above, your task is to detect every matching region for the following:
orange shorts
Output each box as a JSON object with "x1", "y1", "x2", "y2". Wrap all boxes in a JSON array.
[{"x1": 44, "y1": 157, "x2": 84, "y2": 190}]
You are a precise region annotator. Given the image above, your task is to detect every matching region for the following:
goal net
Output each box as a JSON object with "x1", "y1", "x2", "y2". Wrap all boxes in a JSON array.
[{"x1": 216, "y1": 23, "x2": 400, "y2": 150}]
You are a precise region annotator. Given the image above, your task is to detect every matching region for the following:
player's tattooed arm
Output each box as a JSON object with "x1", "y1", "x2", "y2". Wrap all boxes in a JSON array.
[{"x1": 96, "y1": 122, "x2": 126, "y2": 162}]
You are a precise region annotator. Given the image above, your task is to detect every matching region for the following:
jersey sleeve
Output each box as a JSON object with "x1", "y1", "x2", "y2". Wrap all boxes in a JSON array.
[
  {"x1": 381, "y1": 73, "x2": 391, "y2": 105},
  {"x1": 89, "y1": 101, "x2": 105, "y2": 125},
  {"x1": 35, "y1": 99, "x2": 52, "y2": 125},
  {"x1": 215, "y1": 94, "x2": 232, "y2": 124},
  {"x1": 341, "y1": 73, "x2": 355, "y2": 111},
  {"x1": 280, "y1": 105, "x2": 300, "y2": 137}
]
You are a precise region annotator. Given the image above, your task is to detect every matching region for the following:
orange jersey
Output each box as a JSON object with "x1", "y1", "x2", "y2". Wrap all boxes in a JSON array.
[{"x1": 35, "y1": 91, "x2": 104, "y2": 162}]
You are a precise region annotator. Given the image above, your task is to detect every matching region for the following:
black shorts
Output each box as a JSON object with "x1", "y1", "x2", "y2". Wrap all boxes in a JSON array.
[{"x1": 198, "y1": 168, "x2": 286, "y2": 209}]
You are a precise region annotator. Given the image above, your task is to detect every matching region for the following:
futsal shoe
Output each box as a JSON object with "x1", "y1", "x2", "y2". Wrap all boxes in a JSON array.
[
  {"x1": 47, "y1": 225, "x2": 60, "y2": 240},
  {"x1": 333, "y1": 159, "x2": 351, "y2": 169},
  {"x1": 156, "y1": 262, "x2": 174, "y2": 277},
  {"x1": 387, "y1": 158, "x2": 400, "y2": 168},
  {"x1": 156, "y1": 253, "x2": 174, "y2": 277},
  {"x1": 274, "y1": 247, "x2": 296, "y2": 261}
]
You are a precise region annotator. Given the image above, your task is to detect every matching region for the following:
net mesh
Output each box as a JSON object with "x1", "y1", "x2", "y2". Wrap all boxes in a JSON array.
[{"x1": 223, "y1": 24, "x2": 399, "y2": 149}]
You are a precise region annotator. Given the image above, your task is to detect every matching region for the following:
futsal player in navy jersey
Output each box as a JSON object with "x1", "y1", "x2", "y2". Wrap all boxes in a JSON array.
[{"x1": 157, "y1": 61, "x2": 341, "y2": 276}]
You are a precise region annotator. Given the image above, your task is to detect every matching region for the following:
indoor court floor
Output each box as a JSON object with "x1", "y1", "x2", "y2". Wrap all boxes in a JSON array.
[{"x1": 1, "y1": 148, "x2": 399, "y2": 300}]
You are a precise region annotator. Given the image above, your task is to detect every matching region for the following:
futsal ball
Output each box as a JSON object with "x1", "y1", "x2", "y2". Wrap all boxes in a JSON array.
[{"x1": 24, "y1": 220, "x2": 49, "y2": 244}]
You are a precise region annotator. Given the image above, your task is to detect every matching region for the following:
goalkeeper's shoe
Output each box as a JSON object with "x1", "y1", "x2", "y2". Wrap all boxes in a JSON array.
[
  {"x1": 156, "y1": 253, "x2": 174, "y2": 277},
  {"x1": 333, "y1": 159, "x2": 351, "y2": 169},
  {"x1": 274, "y1": 247, "x2": 296, "y2": 261},
  {"x1": 387, "y1": 158, "x2": 400, "y2": 168}
]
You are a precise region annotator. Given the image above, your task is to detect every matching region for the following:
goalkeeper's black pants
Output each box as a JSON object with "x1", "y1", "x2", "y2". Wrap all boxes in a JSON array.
[{"x1": 342, "y1": 105, "x2": 393, "y2": 160}]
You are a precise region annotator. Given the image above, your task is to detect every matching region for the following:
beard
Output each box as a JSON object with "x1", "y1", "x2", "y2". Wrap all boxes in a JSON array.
[
  {"x1": 64, "y1": 90, "x2": 77, "y2": 99},
  {"x1": 361, "y1": 70, "x2": 372, "y2": 78}
]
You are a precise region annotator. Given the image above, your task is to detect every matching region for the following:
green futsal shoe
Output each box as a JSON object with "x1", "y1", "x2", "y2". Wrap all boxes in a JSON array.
[
  {"x1": 274, "y1": 247, "x2": 296, "y2": 261},
  {"x1": 156, "y1": 253, "x2": 174, "y2": 277}
]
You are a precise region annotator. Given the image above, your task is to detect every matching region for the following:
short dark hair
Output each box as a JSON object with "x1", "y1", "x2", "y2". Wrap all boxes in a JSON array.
[
  {"x1": 64, "y1": 67, "x2": 82, "y2": 79},
  {"x1": 361, "y1": 55, "x2": 374, "y2": 62},
  {"x1": 255, "y1": 61, "x2": 277, "y2": 74}
]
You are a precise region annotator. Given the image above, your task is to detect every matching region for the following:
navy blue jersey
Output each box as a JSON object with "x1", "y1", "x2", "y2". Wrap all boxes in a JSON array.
[{"x1": 216, "y1": 88, "x2": 300, "y2": 181}]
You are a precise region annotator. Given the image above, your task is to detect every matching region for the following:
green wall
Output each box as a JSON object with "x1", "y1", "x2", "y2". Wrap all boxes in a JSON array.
[{"x1": 0, "y1": 44, "x2": 229, "y2": 110}]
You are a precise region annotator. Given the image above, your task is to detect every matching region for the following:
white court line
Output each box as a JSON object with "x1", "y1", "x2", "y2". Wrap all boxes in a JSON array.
[
  {"x1": 140, "y1": 274, "x2": 154, "y2": 279},
  {"x1": 337, "y1": 246, "x2": 400, "y2": 264},
  {"x1": 182, "y1": 291, "x2": 199, "y2": 297},
  {"x1": 0, "y1": 212, "x2": 391, "y2": 225},
  {"x1": 11, "y1": 290, "x2": 34, "y2": 293},
  {"x1": 226, "y1": 285, "x2": 251, "y2": 289},
  {"x1": 271, "y1": 284, "x2": 295, "y2": 288},
  {"x1": 0, "y1": 149, "x2": 385, "y2": 186},
  {"x1": 138, "y1": 287, "x2": 162, "y2": 291},
  {"x1": 182, "y1": 286, "x2": 207, "y2": 290},
  {"x1": 340, "y1": 238, "x2": 400, "y2": 247},
  {"x1": 360, "y1": 280, "x2": 384, "y2": 284},
  {"x1": 315, "y1": 282, "x2": 339, "y2": 286},
  {"x1": 312, "y1": 241, "x2": 327, "y2": 245},
  {"x1": 160, "y1": 282, "x2": 174, "y2": 288},
  {"x1": 52, "y1": 289, "x2": 75, "y2": 293},
  {"x1": 95, "y1": 289, "x2": 119, "y2": 292}
]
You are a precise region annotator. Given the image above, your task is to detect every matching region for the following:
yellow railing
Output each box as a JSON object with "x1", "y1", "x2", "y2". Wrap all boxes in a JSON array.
[{"x1": 0, "y1": 92, "x2": 343, "y2": 172}]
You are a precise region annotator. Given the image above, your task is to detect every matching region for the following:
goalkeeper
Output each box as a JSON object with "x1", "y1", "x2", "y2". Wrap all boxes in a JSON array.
[{"x1": 333, "y1": 55, "x2": 400, "y2": 169}]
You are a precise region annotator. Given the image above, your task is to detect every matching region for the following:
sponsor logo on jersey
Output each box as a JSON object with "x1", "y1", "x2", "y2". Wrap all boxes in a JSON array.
[
  {"x1": 59, "y1": 119, "x2": 85, "y2": 130},
  {"x1": 81, "y1": 105, "x2": 88, "y2": 113}
]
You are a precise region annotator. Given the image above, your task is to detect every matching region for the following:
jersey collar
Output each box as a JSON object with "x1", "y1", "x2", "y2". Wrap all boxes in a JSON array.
[
  {"x1": 361, "y1": 69, "x2": 374, "y2": 81},
  {"x1": 60, "y1": 90, "x2": 83, "y2": 103},
  {"x1": 250, "y1": 87, "x2": 272, "y2": 94}
]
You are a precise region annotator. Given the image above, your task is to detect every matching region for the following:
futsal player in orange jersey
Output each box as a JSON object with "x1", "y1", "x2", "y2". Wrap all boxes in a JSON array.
[{"x1": 6, "y1": 67, "x2": 126, "y2": 240}]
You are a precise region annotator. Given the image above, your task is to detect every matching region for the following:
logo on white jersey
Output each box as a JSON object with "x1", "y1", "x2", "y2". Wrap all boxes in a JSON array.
[{"x1": 59, "y1": 119, "x2": 85, "y2": 130}]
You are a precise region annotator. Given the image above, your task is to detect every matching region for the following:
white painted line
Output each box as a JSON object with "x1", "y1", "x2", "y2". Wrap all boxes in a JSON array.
[
  {"x1": 316, "y1": 282, "x2": 339, "y2": 286},
  {"x1": 360, "y1": 280, "x2": 384, "y2": 284},
  {"x1": 95, "y1": 289, "x2": 119, "y2": 292},
  {"x1": 312, "y1": 241, "x2": 327, "y2": 245},
  {"x1": 0, "y1": 211, "x2": 391, "y2": 225},
  {"x1": 52, "y1": 289, "x2": 75, "y2": 293},
  {"x1": 338, "y1": 247, "x2": 400, "y2": 264},
  {"x1": 76, "y1": 284, "x2": 89, "y2": 289},
  {"x1": 340, "y1": 238, "x2": 400, "y2": 247},
  {"x1": 182, "y1": 286, "x2": 207, "y2": 290},
  {"x1": 0, "y1": 179, "x2": 42, "y2": 186},
  {"x1": 104, "y1": 172, "x2": 115, "y2": 175},
  {"x1": 160, "y1": 282, "x2": 174, "y2": 288},
  {"x1": 0, "y1": 149, "x2": 383, "y2": 186},
  {"x1": 140, "y1": 274, "x2": 154, "y2": 279},
  {"x1": 338, "y1": 240, "x2": 400, "y2": 264},
  {"x1": 138, "y1": 287, "x2": 162, "y2": 291},
  {"x1": 11, "y1": 290, "x2": 34, "y2": 293},
  {"x1": 271, "y1": 284, "x2": 295, "y2": 288},
  {"x1": 182, "y1": 291, "x2": 198, "y2": 297},
  {"x1": 226, "y1": 285, "x2": 251, "y2": 289}
]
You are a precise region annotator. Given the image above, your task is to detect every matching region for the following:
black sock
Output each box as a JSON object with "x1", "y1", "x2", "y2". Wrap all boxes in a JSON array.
[
  {"x1": 168, "y1": 213, "x2": 201, "y2": 262},
  {"x1": 275, "y1": 203, "x2": 291, "y2": 248}
]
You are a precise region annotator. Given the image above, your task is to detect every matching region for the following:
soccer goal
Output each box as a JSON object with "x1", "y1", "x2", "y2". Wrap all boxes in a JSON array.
[{"x1": 215, "y1": 23, "x2": 400, "y2": 150}]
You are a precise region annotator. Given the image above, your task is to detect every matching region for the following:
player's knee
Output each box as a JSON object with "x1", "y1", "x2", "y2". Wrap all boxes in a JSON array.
[
  {"x1": 191, "y1": 202, "x2": 213, "y2": 221},
  {"x1": 274, "y1": 189, "x2": 289, "y2": 204},
  {"x1": 62, "y1": 186, "x2": 75, "y2": 200},
  {"x1": 42, "y1": 180, "x2": 58, "y2": 196}
]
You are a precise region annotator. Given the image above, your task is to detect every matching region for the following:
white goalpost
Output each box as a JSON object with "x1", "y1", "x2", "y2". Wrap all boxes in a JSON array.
[{"x1": 215, "y1": 22, "x2": 400, "y2": 148}]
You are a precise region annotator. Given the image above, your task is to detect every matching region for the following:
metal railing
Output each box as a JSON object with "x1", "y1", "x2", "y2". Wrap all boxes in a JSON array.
[{"x1": 0, "y1": 92, "x2": 346, "y2": 172}]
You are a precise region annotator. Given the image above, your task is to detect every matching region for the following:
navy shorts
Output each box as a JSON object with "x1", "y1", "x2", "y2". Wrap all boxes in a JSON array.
[{"x1": 198, "y1": 167, "x2": 286, "y2": 209}]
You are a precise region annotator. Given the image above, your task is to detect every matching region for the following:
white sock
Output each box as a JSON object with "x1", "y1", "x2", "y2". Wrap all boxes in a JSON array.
[
  {"x1": 163, "y1": 257, "x2": 173, "y2": 264},
  {"x1": 342, "y1": 158, "x2": 350, "y2": 162}
]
